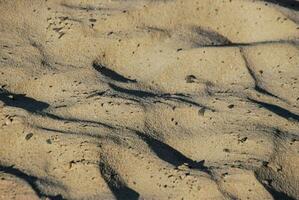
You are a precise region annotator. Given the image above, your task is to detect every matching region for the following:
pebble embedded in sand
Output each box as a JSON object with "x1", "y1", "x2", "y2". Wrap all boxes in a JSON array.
[
  {"x1": 46, "y1": 139, "x2": 52, "y2": 144},
  {"x1": 198, "y1": 107, "x2": 206, "y2": 116},
  {"x1": 228, "y1": 104, "x2": 235, "y2": 109},
  {"x1": 4, "y1": 117, "x2": 13, "y2": 126},
  {"x1": 25, "y1": 133, "x2": 33, "y2": 140},
  {"x1": 185, "y1": 75, "x2": 197, "y2": 83}
]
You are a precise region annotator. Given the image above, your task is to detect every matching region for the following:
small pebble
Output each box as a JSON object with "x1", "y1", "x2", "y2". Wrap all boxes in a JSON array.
[
  {"x1": 25, "y1": 133, "x2": 33, "y2": 140},
  {"x1": 228, "y1": 104, "x2": 234, "y2": 109},
  {"x1": 46, "y1": 139, "x2": 52, "y2": 144}
]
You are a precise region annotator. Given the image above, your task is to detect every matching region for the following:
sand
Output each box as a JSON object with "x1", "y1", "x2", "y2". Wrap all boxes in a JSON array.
[{"x1": 0, "y1": 0, "x2": 299, "y2": 199}]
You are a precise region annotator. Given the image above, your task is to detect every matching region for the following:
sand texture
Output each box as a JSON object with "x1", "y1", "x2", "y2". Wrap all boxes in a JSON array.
[{"x1": 0, "y1": 0, "x2": 299, "y2": 199}]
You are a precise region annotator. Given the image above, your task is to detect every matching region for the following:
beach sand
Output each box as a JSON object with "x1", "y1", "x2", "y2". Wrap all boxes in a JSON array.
[{"x1": 0, "y1": 0, "x2": 299, "y2": 199}]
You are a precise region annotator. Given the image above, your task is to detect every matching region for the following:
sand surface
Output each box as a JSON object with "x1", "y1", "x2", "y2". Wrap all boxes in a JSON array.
[{"x1": 0, "y1": 0, "x2": 299, "y2": 199}]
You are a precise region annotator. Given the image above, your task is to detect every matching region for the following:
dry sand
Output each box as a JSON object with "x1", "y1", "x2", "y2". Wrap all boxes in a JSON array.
[{"x1": 0, "y1": 0, "x2": 299, "y2": 199}]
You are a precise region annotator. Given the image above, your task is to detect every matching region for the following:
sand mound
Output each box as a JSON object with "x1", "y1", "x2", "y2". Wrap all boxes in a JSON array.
[{"x1": 0, "y1": 0, "x2": 299, "y2": 199}]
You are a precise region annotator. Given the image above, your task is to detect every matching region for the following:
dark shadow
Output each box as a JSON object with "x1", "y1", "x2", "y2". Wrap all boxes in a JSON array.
[
  {"x1": 36, "y1": 126, "x2": 100, "y2": 138},
  {"x1": 60, "y1": 2, "x2": 118, "y2": 12},
  {"x1": 36, "y1": 126, "x2": 122, "y2": 143},
  {"x1": 93, "y1": 62, "x2": 137, "y2": 83},
  {"x1": 265, "y1": 186, "x2": 296, "y2": 200},
  {"x1": 99, "y1": 161, "x2": 140, "y2": 200},
  {"x1": 36, "y1": 126, "x2": 131, "y2": 150},
  {"x1": 198, "y1": 40, "x2": 298, "y2": 48},
  {"x1": 86, "y1": 90, "x2": 107, "y2": 99},
  {"x1": 135, "y1": 131, "x2": 210, "y2": 173},
  {"x1": 240, "y1": 48, "x2": 282, "y2": 100},
  {"x1": 263, "y1": 0, "x2": 299, "y2": 11},
  {"x1": 0, "y1": 165, "x2": 64, "y2": 200},
  {"x1": 254, "y1": 171, "x2": 296, "y2": 200},
  {"x1": 108, "y1": 83, "x2": 156, "y2": 98},
  {"x1": 249, "y1": 98, "x2": 299, "y2": 122},
  {"x1": 162, "y1": 94, "x2": 214, "y2": 110},
  {"x1": 194, "y1": 26, "x2": 232, "y2": 46},
  {"x1": 108, "y1": 83, "x2": 214, "y2": 110},
  {"x1": 254, "y1": 85, "x2": 280, "y2": 99},
  {"x1": 0, "y1": 90, "x2": 49, "y2": 112},
  {"x1": 40, "y1": 112, "x2": 116, "y2": 129},
  {"x1": 106, "y1": 93, "x2": 141, "y2": 103}
]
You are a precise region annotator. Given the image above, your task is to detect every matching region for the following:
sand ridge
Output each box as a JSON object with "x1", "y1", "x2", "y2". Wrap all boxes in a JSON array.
[{"x1": 0, "y1": 0, "x2": 299, "y2": 199}]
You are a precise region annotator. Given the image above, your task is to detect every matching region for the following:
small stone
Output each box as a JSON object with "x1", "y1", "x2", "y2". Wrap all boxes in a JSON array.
[
  {"x1": 223, "y1": 148, "x2": 230, "y2": 152},
  {"x1": 238, "y1": 137, "x2": 248, "y2": 143},
  {"x1": 69, "y1": 161, "x2": 75, "y2": 169},
  {"x1": 276, "y1": 165, "x2": 282, "y2": 172},
  {"x1": 198, "y1": 107, "x2": 206, "y2": 116},
  {"x1": 222, "y1": 172, "x2": 229, "y2": 177},
  {"x1": 262, "y1": 179, "x2": 272, "y2": 186},
  {"x1": 5, "y1": 118, "x2": 13, "y2": 125},
  {"x1": 262, "y1": 161, "x2": 269, "y2": 167},
  {"x1": 228, "y1": 104, "x2": 234, "y2": 109},
  {"x1": 177, "y1": 163, "x2": 189, "y2": 170},
  {"x1": 25, "y1": 133, "x2": 33, "y2": 140},
  {"x1": 46, "y1": 139, "x2": 52, "y2": 144},
  {"x1": 185, "y1": 75, "x2": 197, "y2": 83},
  {"x1": 89, "y1": 18, "x2": 97, "y2": 22}
]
